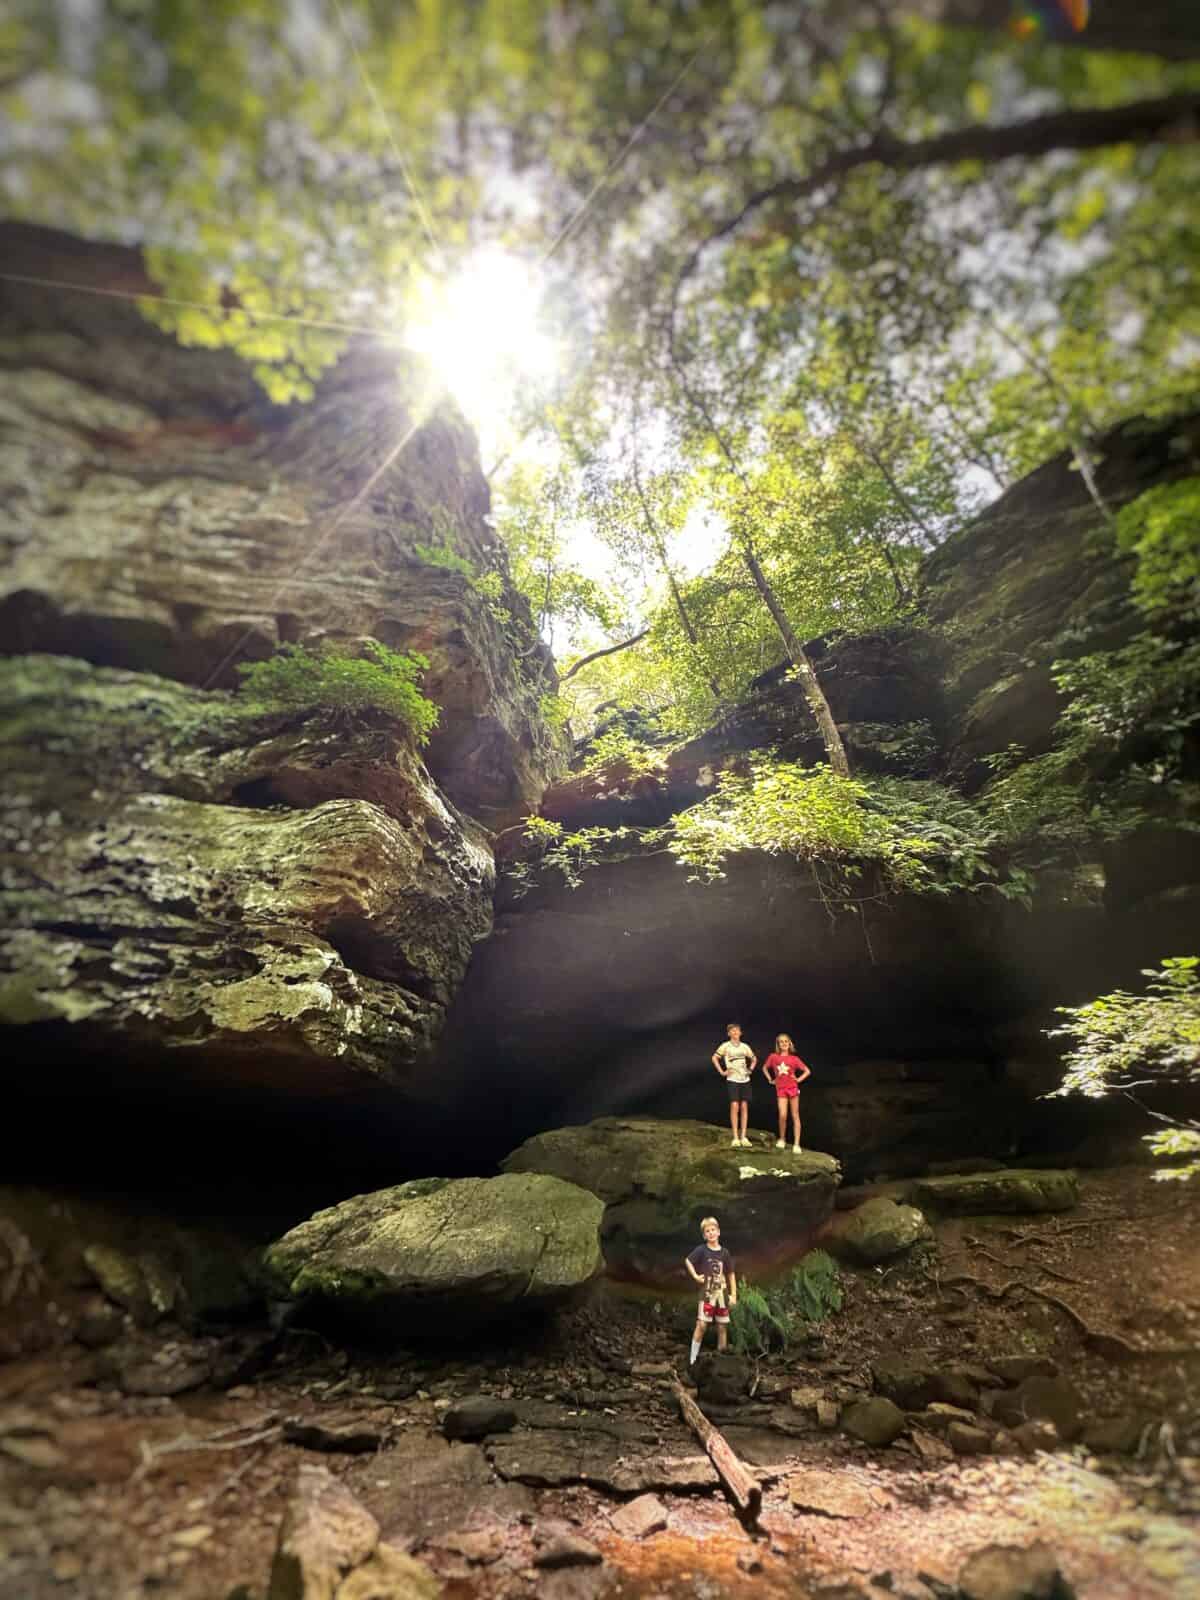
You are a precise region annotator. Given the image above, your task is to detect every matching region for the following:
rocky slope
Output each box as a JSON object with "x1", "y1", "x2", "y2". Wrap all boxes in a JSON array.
[{"x1": 0, "y1": 225, "x2": 563, "y2": 1137}]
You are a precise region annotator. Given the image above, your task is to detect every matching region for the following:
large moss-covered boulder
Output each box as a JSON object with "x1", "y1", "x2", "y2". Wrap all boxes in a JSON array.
[
  {"x1": 907, "y1": 1169, "x2": 1079, "y2": 1215},
  {"x1": 826, "y1": 1196, "x2": 933, "y2": 1265},
  {"x1": 263, "y1": 1173, "x2": 604, "y2": 1328},
  {"x1": 502, "y1": 1118, "x2": 840, "y2": 1282}
]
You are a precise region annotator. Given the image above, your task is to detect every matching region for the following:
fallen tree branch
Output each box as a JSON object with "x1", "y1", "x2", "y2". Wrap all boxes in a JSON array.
[
  {"x1": 673, "y1": 1381, "x2": 761, "y2": 1522},
  {"x1": 559, "y1": 630, "x2": 649, "y2": 684}
]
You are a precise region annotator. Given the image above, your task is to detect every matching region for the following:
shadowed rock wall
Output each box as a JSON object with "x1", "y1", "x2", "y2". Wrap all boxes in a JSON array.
[{"x1": 0, "y1": 226, "x2": 564, "y2": 1135}]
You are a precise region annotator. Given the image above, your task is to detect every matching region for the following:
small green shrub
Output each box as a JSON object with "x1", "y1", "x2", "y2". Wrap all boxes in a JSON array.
[
  {"x1": 1115, "y1": 477, "x2": 1200, "y2": 618},
  {"x1": 784, "y1": 1248, "x2": 843, "y2": 1321},
  {"x1": 508, "y1": 814, "x2": 628, "y2": 897},
  {"x1": 413, "y1": 538, "x2": 474, "y2": 579},
  {"x1": 729, "y1": 1284, "x2": 788, "y2": 1357},
  {"x1": 1049, "y1": 956, "x2": 1200, "y2": 1181},
  {"x1": 729, "y1": 1250, "x2": 844, "y2": 1356},
  {"x1": 579, "y1": 726, "x2": 668, "y2": 779},
  {"x1": 237, "y1": 639, "x2": 439, "y2": 743},
  {"x1": 539, "y1": 693, "x2": 572, "y2": 733}
]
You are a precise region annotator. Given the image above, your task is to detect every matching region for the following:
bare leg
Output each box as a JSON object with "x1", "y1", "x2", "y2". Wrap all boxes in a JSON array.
[
  {"x1": 728, "y1": 1100, "x2": 739, "y2": 1141},
  {"x1": 717, "y1": 1320, "x2": 729, "y2": 1351},
  {"x1": 738, "y1": 1098, "x2": 749, "y2": 1141},
  {"x1": 776, "y1": 1098, "x2": 787, "y2": 1142},
  {"x1": 792, "y1": 1101, "x2": 802, "y2": 1146}
]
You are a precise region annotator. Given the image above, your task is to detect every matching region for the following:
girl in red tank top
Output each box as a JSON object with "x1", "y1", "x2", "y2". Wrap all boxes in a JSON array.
[{"x1": 763, "y1": 1032, "x2": 811, "y2": 1152}]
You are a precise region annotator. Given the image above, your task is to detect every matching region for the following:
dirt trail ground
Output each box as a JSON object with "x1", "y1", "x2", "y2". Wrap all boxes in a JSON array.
[{"x1": 1, "y1": 1167, "x2": 1197, "y2": 1599}]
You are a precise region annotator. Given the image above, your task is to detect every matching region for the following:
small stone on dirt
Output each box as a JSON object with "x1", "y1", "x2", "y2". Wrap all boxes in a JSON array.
[
  {"x1": 830, "y1": 1197, "x2": 933, "y2": 1265},
  {"x1": 816, "y1": 1398, "x2": 841, "y2": 1429},
  {"x1": 1014, "y1": 1376, "x2": 1082, "y2": 1442},
  {"x1": 437, "y1": 1529, "x2": 505, "y2": 1564},
  {"x1": 1010, "y1": 1420, "x2": 1060, "y2": 1455},
  {"x1": 269, "y1": 1461, "x2": 379, "y2": 1600},
  {"x1": 947, "y1": 1422, "x2": 992, "y2": 1456},
  {"x1": 441, "y1": 1396, "x2": 518, "y2": 1441},
  {"x1": 171, "y1": 1524, "x2": 214, "y2": 1548},
  {"x1": 957, "y1": 1540, "x2": 1075, "y2": 1600},
  {"x1": 0, "y1": 1435, "x2": 65, "y2": 1469},
  {"x1": 51, "y1": 1551, "x2": 83, "y2": 1582},
  {"x1": 910, "y1": 1426, "x2": 954, "y2": 1464},
  {"x1": 872, "y1": 1356, "x2": 937, "y2": 1410},
  {"x1": 787, "y1": 1468, "x2": 877, "y2": 1518},
  {"x1": 336, "y1": 1542, "x2": 441, "y2": 1599},
  {"x1": 75, "y1": 1300, "x2": 124, "y2": 1349},
  {"x1": 534, "y1": 1532, "x2": 603, "y2": 1569},
  {"x1": 694, "y1": 1351, "x2": 752, "y2": 1405},
  {"x1": 1082, "y1": 1413, "x2": 1146, "y2": 1455},
  {"x1": 932, "y1": 1371, "x2": 978, "y2": 1409},
  {"x1": 841, "y1": 1398, "x2": 905, "y2": 1447},
  {"x1": 609, "y1": 1494, "x2": 667, "y2": 1539}
]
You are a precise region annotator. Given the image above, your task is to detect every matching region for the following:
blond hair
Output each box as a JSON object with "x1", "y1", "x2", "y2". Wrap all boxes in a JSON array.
[
  {"x1": 776, "y1": 1033, "x2": 794, "y2": 1052},
  {"x1": 700, "y1": 1216, "x2": 719, "y2": 1232}
]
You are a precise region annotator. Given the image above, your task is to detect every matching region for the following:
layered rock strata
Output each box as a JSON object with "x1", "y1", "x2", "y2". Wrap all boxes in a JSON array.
[
  {"x1": 0, "y1": 654, "x2": 494, "y2": 1083},
  {"x1": 0, "y1": 225, "x2": 565, "y2": 1110}
]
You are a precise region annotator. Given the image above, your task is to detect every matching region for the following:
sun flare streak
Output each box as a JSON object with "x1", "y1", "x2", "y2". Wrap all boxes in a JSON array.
[{"x1": 403, "y1": 250, "x2": 559, "y2": 437}]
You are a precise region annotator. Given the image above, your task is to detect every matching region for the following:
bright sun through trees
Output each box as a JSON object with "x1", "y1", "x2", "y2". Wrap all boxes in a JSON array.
[{"x1": 403, "y1": 250, "x2": 559, "y2": 455}]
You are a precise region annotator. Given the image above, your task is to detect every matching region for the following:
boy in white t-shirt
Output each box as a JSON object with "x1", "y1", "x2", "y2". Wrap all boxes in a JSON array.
[{"x1": 712, "y1": 1022, "x2": 757, "y2": 1147}]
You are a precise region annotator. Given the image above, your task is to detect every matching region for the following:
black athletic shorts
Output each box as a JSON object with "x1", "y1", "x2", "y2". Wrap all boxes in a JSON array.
[{"x1": 726, "y1": 1079, "x2": 751, "y2": 1103}]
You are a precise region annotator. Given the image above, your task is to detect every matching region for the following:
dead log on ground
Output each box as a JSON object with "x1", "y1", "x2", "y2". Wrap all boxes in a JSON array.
[{"x1": 672, "y1": 1381, "x2": 761, "y2": 1522}]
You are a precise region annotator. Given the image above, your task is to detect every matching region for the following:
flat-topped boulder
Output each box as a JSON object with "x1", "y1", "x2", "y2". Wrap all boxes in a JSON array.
[
  {"x1": 263, "y1": 1172, "x2": 604, "y2": 1329},
  {"x1": 907, "y1": 1169, "x2": 1079, "y2": 1215},
  {"x1": 502, "y1": 1118, "x2": 839, "y2": 1282}
]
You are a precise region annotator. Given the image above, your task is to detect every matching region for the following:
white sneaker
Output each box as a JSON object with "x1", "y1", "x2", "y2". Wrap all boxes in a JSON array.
[
  {"x1": 730, "y1": 1138, "x2": 740, "y2": 1147},
  {"x1": 740, "y1": 1137, "x2": 751, "y2": 1147},
  {"x1": 793, "y1": 1144, "x2": 802, "y2": 1154},
  {"x1": 775, "y1": 1138, "x2": 785, "y2": 1149}
]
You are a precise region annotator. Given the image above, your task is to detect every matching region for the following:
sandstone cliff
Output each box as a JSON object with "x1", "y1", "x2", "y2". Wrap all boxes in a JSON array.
[{"x1": 0, "y1": 225, "x2": 564, "y2": 1120}]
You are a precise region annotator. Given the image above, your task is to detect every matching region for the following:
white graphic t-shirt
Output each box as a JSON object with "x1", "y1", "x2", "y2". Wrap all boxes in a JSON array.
[{"x1": 717, "y1": 1041, "x2": 754, "y2": 1083}]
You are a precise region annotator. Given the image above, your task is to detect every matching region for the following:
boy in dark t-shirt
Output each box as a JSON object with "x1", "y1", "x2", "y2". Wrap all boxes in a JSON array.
[{"x1": 684, "y1": 1215, "x2": 737, "y2": 1365}]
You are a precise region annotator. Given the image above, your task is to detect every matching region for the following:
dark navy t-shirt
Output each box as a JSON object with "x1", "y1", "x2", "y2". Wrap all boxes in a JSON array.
[{"x1": 687, "y1": 1244, "x2": 734, "y2": 1303}]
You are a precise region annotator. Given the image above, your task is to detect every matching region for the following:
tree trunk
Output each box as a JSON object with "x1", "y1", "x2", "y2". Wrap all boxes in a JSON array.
[
  {"x1": 631, "y1": 454, "x2": 722, "y2": 698},
  {"x1": 740, "y1": 544, "x2": 851, "y2": 777}
]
